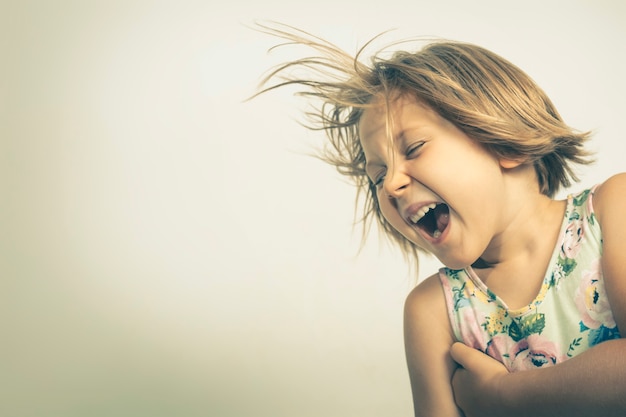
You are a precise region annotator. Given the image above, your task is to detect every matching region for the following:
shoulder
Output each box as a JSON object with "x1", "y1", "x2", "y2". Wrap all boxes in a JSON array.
[
  {"x1": 404, "y1": 271, "x2": 450, "y2": 326},
  {"x1": 404, "y1": 270, "x2": 455, "y2": 352},
  {"x1": 593, "y1": 172, "x2": 626, "y2": 223},
  {"x1": 591, "y1": 173, "x2": 626, "y2": 332}
]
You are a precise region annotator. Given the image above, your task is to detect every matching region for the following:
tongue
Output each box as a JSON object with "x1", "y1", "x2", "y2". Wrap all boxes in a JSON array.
[{"x1": 434, "y1": 204, "x2": 450, "y2": 232}]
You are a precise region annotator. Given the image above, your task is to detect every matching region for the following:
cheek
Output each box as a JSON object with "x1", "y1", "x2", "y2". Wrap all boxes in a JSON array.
[{"x1": 378, "y1": 198, "x2": 404, "y2": 229}]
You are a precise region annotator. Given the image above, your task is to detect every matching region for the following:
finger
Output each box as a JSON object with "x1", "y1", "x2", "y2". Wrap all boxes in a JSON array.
[{"x1": 450, "y1": 342, "x2": 480, "y2": 369}]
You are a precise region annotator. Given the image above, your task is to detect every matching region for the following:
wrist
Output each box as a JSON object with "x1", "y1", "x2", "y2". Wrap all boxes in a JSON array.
[
  {"x1": 481, "y1": 370, "x2": 528, "y2": 417},
  {"x1": 493, "y1": 368, "x2": 545, "y2": 416},
  {"x1": 493, "y1": 372, "x2": 514, "y2": 412}
]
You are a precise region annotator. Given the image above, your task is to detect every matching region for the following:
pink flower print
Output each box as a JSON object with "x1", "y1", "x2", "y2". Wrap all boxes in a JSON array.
[
  {"x1": 575, "y1": 259, "x2": 615, "y2": 329},
  {"x1": 508, "y1": 334, "x2": 563, "y2": 372},
  {"x1": 458, "y1": 308, "x2": 488, "y2": 352},
  {"x1": 486, "y1": 333, "x2": 516, "y2": 369},
  {"x1": 561, "y1": 220, "x2": 584, "y2": 259}
]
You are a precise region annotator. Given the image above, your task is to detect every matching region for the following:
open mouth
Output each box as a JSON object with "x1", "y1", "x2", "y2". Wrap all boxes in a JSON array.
[{"x1": 409, "y1": 203, "x2": 450, "y2": 239}]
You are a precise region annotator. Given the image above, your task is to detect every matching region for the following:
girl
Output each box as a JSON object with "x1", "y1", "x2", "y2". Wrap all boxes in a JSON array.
[{"x1": 253, "y1": 22, "x2": 626, "y2": 416}]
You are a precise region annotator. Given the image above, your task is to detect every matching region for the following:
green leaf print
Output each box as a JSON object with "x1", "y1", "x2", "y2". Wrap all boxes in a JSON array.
[
  {"x1": 588, "y1": 211, "x2": 596, "y2": 226},
  {"x1": 572, "y1": 189, "x2": 590, "y2": 207},
  {"x1": 449, "y1": 269, "x2": 463, "y2": 281},
  {"x1": 558, "y1": 255, "x2": 578, "y2": 276},
  {"x1": 509, "y1": 313, "x2": 546, "y2": 342},
  {"x1": 589, "y1": 325, "x2": 621, "y2": 347},
  {"x1": 574, "y1": 190, "x2": 591, "y2": 207},
  {"x1": 579, "y1": 321, "x2": 590, "y2": 332},
  {"x1": 452, "y1": 282, "x2": 469, "y2": 311},
  {"x1": 568, "y1": 211, "x2": 581, "y2": 222},
  {"x1": 567, "y1": 337, "x2": 582, "y2": 358}
]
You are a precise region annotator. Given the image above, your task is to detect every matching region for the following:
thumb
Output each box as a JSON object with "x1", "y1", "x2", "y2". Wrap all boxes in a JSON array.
[{"x1": 450, "y1": 342, "x2": 481, "y2": 369}]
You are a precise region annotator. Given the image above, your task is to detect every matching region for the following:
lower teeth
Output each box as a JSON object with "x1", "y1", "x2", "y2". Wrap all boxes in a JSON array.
[{"x1": 433, "y1": 230, "x2": 441, "y2": 238}]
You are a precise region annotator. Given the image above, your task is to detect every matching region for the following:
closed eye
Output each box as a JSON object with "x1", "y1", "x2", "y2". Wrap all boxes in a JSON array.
[
  {"x1": 373, "y1": 171, "x2": 386, "y2": 188},
  {"x1": 406, "y1": 141, "x2": 424, "y2": 158}
]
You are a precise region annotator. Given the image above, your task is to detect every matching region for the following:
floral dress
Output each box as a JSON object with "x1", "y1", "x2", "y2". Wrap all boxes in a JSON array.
[{"x1": 440, "y1": 186, "x2": 620, "y2": 371}]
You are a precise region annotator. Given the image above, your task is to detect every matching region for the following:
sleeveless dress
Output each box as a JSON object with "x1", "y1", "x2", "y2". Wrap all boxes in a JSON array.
[{"x1": 439, "y1": 186, "x2": 621, "y2": 372}]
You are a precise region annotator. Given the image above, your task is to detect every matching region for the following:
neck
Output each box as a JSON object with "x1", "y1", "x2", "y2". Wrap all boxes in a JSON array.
[
  {"x1": 476, "y1": 174, "x2": 565, "y2": 269},
  {"x1": 469, "y1": 165, "x2": 567, "y2": 309},
  {"x1": 473, "y1": 193, "x2": 566, "y2": 309}
]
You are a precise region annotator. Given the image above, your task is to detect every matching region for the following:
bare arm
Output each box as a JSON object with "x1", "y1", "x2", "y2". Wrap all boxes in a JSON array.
[
  {"x1": 404, "y1": 273, "x2": 463, "y2": 417},
  {"x1": 452, "y1": 338, "x2": 626, "y2": 417},
  {"x1": 451, "y1": 173, "x2": 626, "y2": 417}
]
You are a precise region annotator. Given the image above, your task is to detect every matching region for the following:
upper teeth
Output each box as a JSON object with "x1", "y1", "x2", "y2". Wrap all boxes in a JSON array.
[{"x1": 409, "y1": 203, "x2": 437, "y2": 224}]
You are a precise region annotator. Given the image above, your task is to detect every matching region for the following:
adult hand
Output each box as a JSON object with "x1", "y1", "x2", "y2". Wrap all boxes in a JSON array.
[{"x1": 450, "y1": 342, "x2": 510, "y2": 417}]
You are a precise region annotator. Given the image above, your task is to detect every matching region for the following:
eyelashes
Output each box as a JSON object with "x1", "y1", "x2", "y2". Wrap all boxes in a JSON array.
[
  {"x1": 406, "y1": 141, "x2": 425, "y2": 158},
  {"x1": 374, "y1": 173, "x2": 386, "y2": 188}
]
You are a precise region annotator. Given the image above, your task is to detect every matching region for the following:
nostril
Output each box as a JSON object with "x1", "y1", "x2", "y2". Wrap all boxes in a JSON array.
[{"x1": 383, "y1": 171, "x2": 410, "y2": 196}]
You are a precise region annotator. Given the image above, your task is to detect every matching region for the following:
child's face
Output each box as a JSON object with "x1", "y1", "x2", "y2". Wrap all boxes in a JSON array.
[{"x1": 359, "y1": 95, "x2": 514, "y2": 269}]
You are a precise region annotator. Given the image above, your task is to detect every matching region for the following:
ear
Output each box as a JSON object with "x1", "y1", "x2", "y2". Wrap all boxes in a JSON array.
[{"x1": 499, "y1": 157, "x2": 525, "y2": 169}]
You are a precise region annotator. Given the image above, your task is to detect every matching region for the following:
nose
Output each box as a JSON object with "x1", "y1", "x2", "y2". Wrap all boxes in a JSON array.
[{"x1": 383, "y1": 165, "x2": 410, "y2": 199}]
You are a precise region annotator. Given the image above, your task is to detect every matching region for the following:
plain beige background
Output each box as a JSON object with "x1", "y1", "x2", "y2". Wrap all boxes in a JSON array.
[{"x1": 2, "y1": 1, "x2": 625, "y2": 416}]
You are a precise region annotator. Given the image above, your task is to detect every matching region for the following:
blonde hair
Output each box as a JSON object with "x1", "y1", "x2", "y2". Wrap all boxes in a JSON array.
[{"x1": 253, "y1": 22, "x2": 593, "y2": 266}]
